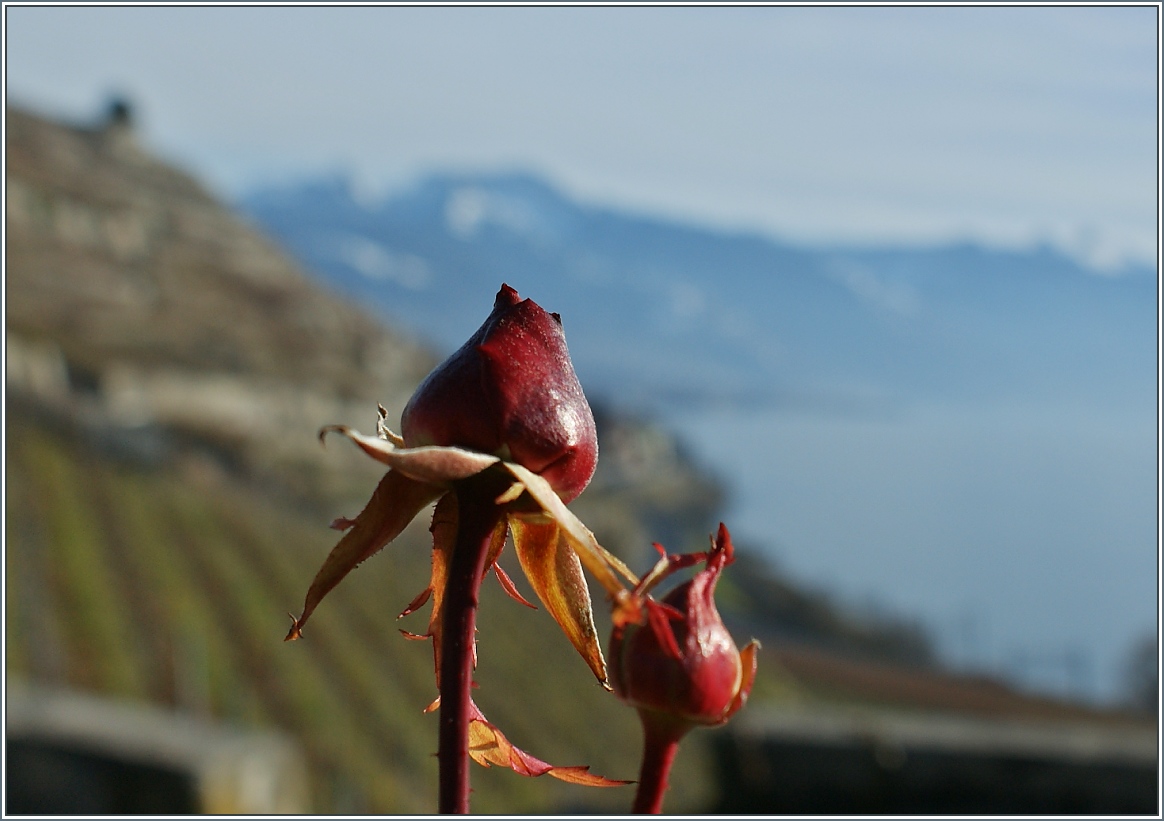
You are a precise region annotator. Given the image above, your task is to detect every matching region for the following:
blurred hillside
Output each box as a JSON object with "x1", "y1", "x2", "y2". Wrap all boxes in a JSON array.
[{"x1": 5, "y1": 102, "x2": 1150, "y2": 813}]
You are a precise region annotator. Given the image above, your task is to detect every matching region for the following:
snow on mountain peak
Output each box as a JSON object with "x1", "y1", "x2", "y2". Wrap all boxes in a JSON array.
[{"x1": 333, "y1": 233, "x2": 431, "y2": 290}]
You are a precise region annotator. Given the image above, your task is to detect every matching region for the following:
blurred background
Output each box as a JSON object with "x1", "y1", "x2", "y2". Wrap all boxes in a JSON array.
[{"x1": 4, "y1": 5, "x2": 1159, "y2": 814}]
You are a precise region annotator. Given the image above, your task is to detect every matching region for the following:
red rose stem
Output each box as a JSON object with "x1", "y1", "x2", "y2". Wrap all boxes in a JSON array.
[
  {"x1": 413, "y1": 285, "x2": 601, "y2": 811},
  {"x1": 632, "y1": 716, "x2": 685, "y2": 814},
  {"x1": 438, "y1": 474, "x2": 505, "y2": 814},
  {"x1": 292, "y1": 284, "x2": 614, "y2": 811}
]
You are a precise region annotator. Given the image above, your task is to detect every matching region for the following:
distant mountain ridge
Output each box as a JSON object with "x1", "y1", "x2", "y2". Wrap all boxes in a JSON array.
[{"x1": 239, "y1": 171, "x2": 1157, "y2": 416}]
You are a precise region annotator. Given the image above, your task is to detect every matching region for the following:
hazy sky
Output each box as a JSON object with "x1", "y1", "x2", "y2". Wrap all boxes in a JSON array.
[{"x1": 5, "y1": 4, "x2": 1159, "y2": 271}]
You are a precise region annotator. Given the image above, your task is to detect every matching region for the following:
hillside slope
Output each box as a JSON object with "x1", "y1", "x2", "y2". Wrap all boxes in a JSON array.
[{"x1": 5, "y1": 103, "x2": 441, "y2": 510}]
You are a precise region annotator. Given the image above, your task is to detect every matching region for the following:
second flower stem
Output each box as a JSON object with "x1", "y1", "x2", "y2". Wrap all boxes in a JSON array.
[
  {"x1": 632, "y1": 716, "x2": 687, "y2": 814},
  {"x1": 437, "y1": 474, "x2": 505, "y2": 814}
]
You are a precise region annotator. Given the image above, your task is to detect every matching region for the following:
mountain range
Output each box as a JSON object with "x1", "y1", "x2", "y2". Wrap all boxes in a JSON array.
[{"x1": 239, "y1": 171, "x2": 1157, "y2": 416}]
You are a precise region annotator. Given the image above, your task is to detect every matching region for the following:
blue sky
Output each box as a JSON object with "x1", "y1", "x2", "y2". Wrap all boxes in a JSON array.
[{"x1": 5, "y1": 4, "x2": 1159, "y2": 271}]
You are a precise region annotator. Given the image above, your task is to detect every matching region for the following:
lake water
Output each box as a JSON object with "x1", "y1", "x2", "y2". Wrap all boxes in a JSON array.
[{"x1": 664, "y1": 397, "x2": 1158, "y2": 704}]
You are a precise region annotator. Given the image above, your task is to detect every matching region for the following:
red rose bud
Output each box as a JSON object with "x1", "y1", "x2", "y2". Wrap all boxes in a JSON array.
[
  {"x1": 610, "y1": 525, "x2": 758, "y2": 732},
  {"x1": 401, "y1": 284, "x2": 598, "y2": 503}
]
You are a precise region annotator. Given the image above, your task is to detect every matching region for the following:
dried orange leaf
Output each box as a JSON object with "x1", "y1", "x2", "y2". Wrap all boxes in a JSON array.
[
  {"x1": 494, "y1": 481, "x2": 525, "y2": 505},
  {"x1": 610, "y1": 588, "x2": 643, "y2": 631},
  {"x1": 481, "y1": 519, "x2": 536, "y2": 609},
  {"x1": 424, "y1": 493, "x2": 458, "y2": 683},
  {"x1": 398, "y1": 586, "x2": 433, "y2": 619},
  {"x1": 286, "y1": 470, "x2": 441, "y2": 640},
  {"x1": 509, "y1": 516, "x2": 608, "y2": 687},
  {"x1": 502, "y1": 463, "x2": 637, "y2": 596},
  {"x1": 483, "y1": 514, "x2": 510, "y2": 573},
  {"x1": 492, "y1": 562, "x2": 537, "y2": 609},
  {"x1": 466, "y1": 701, "x2": 630, "y2": 787},
  {"x1": 545, "y1": 766, "x2": 634, "y2": 787},
  {"x1": 321, "y1": 425, "x2": 500, "y2": 485},
  {"x1": 468, "y1": 719, "x2": 550, "y2": 776},
  {"x1": 375, "y1": 404, "x2": 405, "y2": 446}
]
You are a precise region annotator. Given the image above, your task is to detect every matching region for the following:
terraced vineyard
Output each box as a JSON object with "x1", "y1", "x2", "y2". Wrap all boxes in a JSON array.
[{"x1": 4, "y1": 407, "x2": 727, "y2": 813}]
